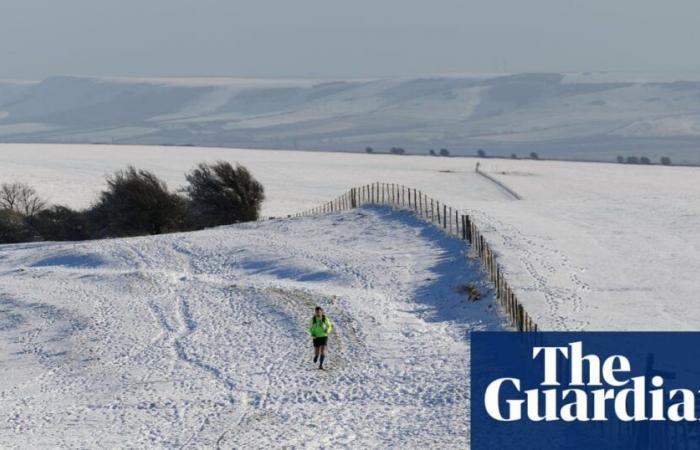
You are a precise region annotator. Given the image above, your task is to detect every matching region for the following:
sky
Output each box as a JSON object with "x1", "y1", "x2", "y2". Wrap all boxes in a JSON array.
[{"x1": 2, "y1": 0, "x2": 700, "y2": 80}]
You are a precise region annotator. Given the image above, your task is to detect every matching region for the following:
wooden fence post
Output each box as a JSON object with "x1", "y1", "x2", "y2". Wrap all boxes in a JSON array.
[{"x1": 466, "y1": 216, "x2": 471, "y2": 243}]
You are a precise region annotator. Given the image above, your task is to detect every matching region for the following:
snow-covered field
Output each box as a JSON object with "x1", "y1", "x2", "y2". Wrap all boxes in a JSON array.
[
  {"x1": 1, "y1": 143, "x2": 700, "y2": 447},
  {"x1": 2, "y1": 143, "x2": 699, "y2": 332},
  {"x1": 0, "y1": 206, "x2": 500, "y2": 448},
  {"x1": 3, "y1": 73, "x2": 700, "y2": 162}
]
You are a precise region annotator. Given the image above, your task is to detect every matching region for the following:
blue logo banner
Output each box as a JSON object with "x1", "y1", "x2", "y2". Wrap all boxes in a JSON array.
[{"x1": 471, "y1": 332, "x2": 700, "y2": 450}]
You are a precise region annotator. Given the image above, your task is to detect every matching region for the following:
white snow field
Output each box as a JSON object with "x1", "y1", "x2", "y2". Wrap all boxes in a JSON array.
[
  {"x1": 2, "y1": 143, "x2": 699, "y2": 333},
  {"x1": 4, "y1": 73, "x2": 700, "y2": 162},
  {"x1": 0, "y1": 206, "x2": 501, "y2": 448}
]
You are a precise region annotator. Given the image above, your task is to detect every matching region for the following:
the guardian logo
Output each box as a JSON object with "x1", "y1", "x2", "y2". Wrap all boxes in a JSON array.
[{"x1": 484, "y1": 341, "x2": 699, "y2": 423}]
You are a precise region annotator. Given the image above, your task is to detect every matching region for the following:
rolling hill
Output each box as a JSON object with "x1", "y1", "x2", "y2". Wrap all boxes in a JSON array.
[{"x1": 3, "y1": 73, "x2": 700, "y2": 163}]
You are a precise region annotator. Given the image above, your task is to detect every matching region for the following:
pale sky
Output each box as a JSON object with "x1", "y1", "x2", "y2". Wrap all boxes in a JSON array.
[{"x1": 2, "y1": 0, "x2": 700, "y2": 80}]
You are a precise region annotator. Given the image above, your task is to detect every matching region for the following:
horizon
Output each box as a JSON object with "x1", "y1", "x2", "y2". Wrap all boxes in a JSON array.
[{"x1": 7, "y1": 69, "x2": 700, "y2": 84}]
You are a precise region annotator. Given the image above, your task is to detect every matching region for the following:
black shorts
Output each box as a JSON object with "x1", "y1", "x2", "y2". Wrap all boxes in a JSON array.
[{"x1": 313, "y1": 336, "x2": 328, "y2": 347}]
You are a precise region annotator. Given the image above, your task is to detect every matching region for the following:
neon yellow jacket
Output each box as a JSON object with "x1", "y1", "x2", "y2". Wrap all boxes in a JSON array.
[{"x1": 308, "y1": 315, "x2": 333, "y2": 337}]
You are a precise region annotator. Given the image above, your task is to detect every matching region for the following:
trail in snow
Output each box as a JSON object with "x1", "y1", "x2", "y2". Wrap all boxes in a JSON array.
[{"x1": 0, "y1": 206, "x2": 503, "y2": 448}]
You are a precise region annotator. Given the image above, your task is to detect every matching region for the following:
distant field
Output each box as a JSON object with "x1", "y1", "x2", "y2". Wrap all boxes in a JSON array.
[
  {"x1": 2, "y1": 143, "x2": 699, "y2": 331},
  {"x1": 3, "y1": 73, "x2": 700, "y2": 162}
]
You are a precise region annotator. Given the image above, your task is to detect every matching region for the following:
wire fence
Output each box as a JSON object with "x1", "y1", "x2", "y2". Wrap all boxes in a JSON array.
[{"x1": 289, "y1": 182, "x2": 538, "y2": 332}]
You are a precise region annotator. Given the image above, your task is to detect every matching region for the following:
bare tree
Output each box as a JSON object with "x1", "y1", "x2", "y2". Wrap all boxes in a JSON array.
[{"x1": 0, "y1": 182, "x2": 47, "y2": 216}]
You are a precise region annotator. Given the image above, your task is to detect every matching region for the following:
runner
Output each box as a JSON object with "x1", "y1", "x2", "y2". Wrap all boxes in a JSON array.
[{"x1": 308, "y1": 306, "x2": 333, "y2": 370}]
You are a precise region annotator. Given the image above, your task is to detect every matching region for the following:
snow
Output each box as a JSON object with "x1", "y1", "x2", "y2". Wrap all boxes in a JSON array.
[
  {"x1": 471, "y1": 159, "x2": 700, "y2": 331},
  {"x1": 3, "y1": 74, "x2": 700, "y2": 162},
  {"x1": 2, "y1": 143, "x2": 698, "y2": 333},
  {"x1": 0, "y1": 206, "x2": 501, "y2": 448},
  {"x1": 0, "y1": 143, "x2": 509, "y2": 213},
  {"x1": 1, "y1": 142, "x2": 699, "y2": 446}
]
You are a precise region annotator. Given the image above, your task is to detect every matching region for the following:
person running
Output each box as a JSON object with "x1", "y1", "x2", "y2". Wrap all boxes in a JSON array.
[{"x1": 308, "y1": 306, "x2": 333, "y2": 370}]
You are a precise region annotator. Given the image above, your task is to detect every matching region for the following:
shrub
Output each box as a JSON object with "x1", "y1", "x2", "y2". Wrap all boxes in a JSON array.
[
  {"x1": 429, "y1": 149, "x2": 437, "y2": 156},
  {"x1": 639, "y1": 156, "x2": 651, "y2": 165},
  {"x1": 530, "y1": 152, "x2": 539, "y2": 160},
  {"x1": 0, "y1": 182, "x2": 46, "y2": 216},
  {"x1": 87, "y1": 166, "x2": 191, "y2": 237},
  {"x1": 617, "y1": 156, "x2": 625, "y2": 163},
  {"x1": 0, "y1": 209, "x2": 32, "y2": 244},
  {"x1": 390, "y1": 147, "x2": 405, "y2": 155},
  {"x1": 365, "y1": 147, "x2": 373, "y2": 154},
  {"x1": 511, "y1": 153, "x2": 518, "y2": 159},
  {"x1": 626, "y1": 156, "x2": 639, "y2": 164},
  {"x1": 184, "y1": 161, "x2": 265, "y2": 227},
  {"x1": 660, "y1": 156, "x2": 672, "y2": 165},
  {"x1": 477, "y1": 149, "x2": 486, "y2": 157},
  {"x1": 439, "y1": 148, "x2": 450, "y2": 157},
  {"x1": 26, "y1": 205, "x2": 89, "y2": 241}
]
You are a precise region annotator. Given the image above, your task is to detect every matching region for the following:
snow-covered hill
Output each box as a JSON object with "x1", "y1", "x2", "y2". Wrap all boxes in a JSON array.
[
  {"x1": 2, "y1": 143, "x2": 699, "y2": 331},
  {"x1": 0, "y1": 206, "x2": 500, "y2": 448},
  {"x1": 2, "y1": 143, "x2": 699, "y2": 445},
  {"x1": 3, "y1": 73, "x2": 700, "y2": 163}
]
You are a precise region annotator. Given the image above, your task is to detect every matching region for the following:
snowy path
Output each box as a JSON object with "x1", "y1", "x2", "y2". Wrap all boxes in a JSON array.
[{"x1": 0, "y1": 206, "x2": 502, "y2": 448}]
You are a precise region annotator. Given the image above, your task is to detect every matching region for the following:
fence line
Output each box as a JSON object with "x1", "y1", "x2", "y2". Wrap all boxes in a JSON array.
[
  {"x1": 474, "y1": 164, "x2": 522, "y2": 200},
  {"x1": 289, "y1": 182, "x2": 538, "y2": 332}
]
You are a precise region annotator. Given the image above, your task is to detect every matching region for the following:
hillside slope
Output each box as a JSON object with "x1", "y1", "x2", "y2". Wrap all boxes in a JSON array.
[
  {"x1": 2, "y1": 144, "x2": 699, "y2": 331},
  {"x1": 3, "y1": 73, "x2": 700, "y2": 162},
  {"x1": 0, "y1": 206, "x2": 501, "y2": 448}
]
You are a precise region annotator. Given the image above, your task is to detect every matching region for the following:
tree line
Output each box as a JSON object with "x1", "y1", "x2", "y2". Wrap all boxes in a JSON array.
[
  {"x1": 365, "y1": 147, "x2": 451, "y2": 156},
  {"x1": 617, "y1": 155, "x2": 672, "y2": 165},
  {"x1": 363, "y1": 147, "x2": 675, "y2": 165},
  {"x1": 0, "y1": 161, "x2": 264, "y2": 245}
]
